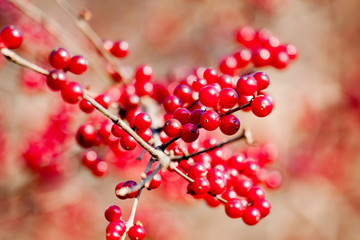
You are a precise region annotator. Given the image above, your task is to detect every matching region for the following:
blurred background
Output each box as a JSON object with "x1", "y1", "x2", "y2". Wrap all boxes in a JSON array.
[{"x1": 0, "y1": 0, "x2": 360, "y2": 239}]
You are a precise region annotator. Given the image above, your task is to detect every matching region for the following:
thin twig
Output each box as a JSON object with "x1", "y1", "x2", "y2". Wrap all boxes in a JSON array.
[{"x1": 54, "y1": 0, "x2": 132, "y2": 81}]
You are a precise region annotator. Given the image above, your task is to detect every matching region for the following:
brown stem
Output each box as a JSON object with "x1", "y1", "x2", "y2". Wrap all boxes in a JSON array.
[
  {"x1": 54, "y1": 0, "x2": 131, "y2": 81},
  {"x1": 220, "y1": 100, "x2": 253, "y2": 117}
]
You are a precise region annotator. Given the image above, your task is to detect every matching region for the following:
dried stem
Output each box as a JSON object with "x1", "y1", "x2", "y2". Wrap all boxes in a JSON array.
[{"x1": 54, "y1": 0, "x2": 131, "y2": 81}]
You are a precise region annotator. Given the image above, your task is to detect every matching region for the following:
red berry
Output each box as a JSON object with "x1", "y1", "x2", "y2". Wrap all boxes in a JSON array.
[
  {"x1": 247, "y1": 186, "x2": 265, "y2": 203},
  {"x1": 225, "y1": 198, "x2": 245, "y2": 218},
  {"x1": 189, "y1": 109, "x2": 205, "y2": 125},
  {"x1": 251, "y1": 95, "x2": 273, "y2": 117},
  {"x1": 106, "y1": 220, "x2": 126, "y2": 236},
  {"x1": 192, "y1": 77, "x2": 207, "y2": 92},
  {"x1": 134, "y1": 112, "x2": 152, "y2": 130},
  {"x1": 61, "y1": 81, "x2": 83, "y2": 104},
  {"x1": 180, "y1": 123, "x2": 199, "y2": 143},
  {"x1": 120, "y1": 134, "x2": 137, "y2": 150},
  {"x1": 163, "y1": 118, "x2": 182, "y2": 137},
  {"x1": 192, "y1": 177, "x2": 210, "y2": 194},
  {"x1": 242, "y1": 207, "x2": 261, "y2": 225},
  {"x1": 95, "y1": 94, "x2": 112, "y2": 109},
  {"x1": 253, "y1": 198, "x2": 271, "y2": 218},
  {"x1": 49, "y1": 47, "x2": 71, "y2": 69},
  {"x1": 82, "y1": 150, "x2": 98, "y2": 168},
  {"x1": 233, "y1": 48, "x2": 252, "y2": 68},
  {"x1": 217, "y1": 74, "x2": 233, "y2": 89},
  {"x1": 242, "y1": 160, "x2": 260, "y2": 179},
  {"x1": 253, "y1": 72, "x2": 270, "y2": 90},
  {"x1": 46, "y1": 69, "x2": 67, "y2": 91},
  {"x1": 106, "y1": 230, "x2": 121, "y2": 240},
  {"x1": 163, "y1": 95, "x2": 183, "y2": 113},
  {"x1": 235, "y1": 176, "x2": 253, "y2": 196},
  {"x1": 173, "y1": 108, "x2": 191, "y2": 125},
  {"x1": 252, "y1": 47, "x2": 271, "y2": 67},
  {"x1": 135, "y1": 64, "x2": 152, "y2": 82},
  {"x1": 236, "y1": 75, "x2": 258, "y2": 96},
  {"x1": 227, "y1": 154, "x2": 246, "y2": 170},
  {"x1": 136, "y1": 128, "x2": 152, "y2": 142},
  {"x1": 235, "y1": 26, "x2": 256, "y2": 47},
  {"x1": 219, "y1": 88, "x2": 239, "y2": 108},
  {"x1": 220, "y1": 114, "x2": 240, "y2": 135},
  {"x1": 187, "y1": 163, "x2": 207, "y2": 179},
  {"x1": 68, "y1": 55, "x2": 88, "y2": 74},
  {"x1": 198, "y1": 85, "x2": 220, "y2": 107},
  {"x1": 283, "y1": 43, "x2": 298, "y2": 60},
  {"x1": 271, "y1": 49, "x2": 290, "y2": 69},
  {"x1": 0, "y1": 25, "x2": 23, "y2": 49},
  {"x1": 76, "y1": 123, "x2": 98, "y2": 148},
  {"x1": 200, "y1": 110, "x2": 220, "y2": 131},
  {"x1": 105, "y1": 205, "x2": 122, "y2": 222},
  {"x1": 203, "y1": 68, "x2": 218, "y2": 83},
  {"x1": 219, "y1": 56, "x2": 238, "y2": 76},
  {"x1": 146, "y1": 171, "x2": 162, "y2": 190},
  {"x1": 128, "y1": 224, "x2": 146, "y2": 240},
  {"x1": 111, "y1": 124, "x2": 125, "y2": 138},
  {"x1": 110, "y1": 40, "x2": 129, "y2": 58},
  {"x1": 91, "y1": 160, "x2": 108, "y2": 177},
  {"x1": 79, "y1": 99, "x2": 95, "y2": 113},
  {"x1": 208, "y1": 176, "x2": 227, "y2": 195},
  {"x1": 173, "y1": 84, "x2": 193, "y2": 104},
  {"x1": 115, "y1": 180, "x2": 139, "y2": 199}
]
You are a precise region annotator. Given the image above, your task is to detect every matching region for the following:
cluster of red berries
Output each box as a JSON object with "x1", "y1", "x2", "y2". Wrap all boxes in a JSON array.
[
  {"x1": 219, "y1": 26, "x2": 297, "y2": 76},
  {"x1": 105, "y1": 205, "x2": 146, "y2": 240},
  {"x1": 103, "y1": 39, "x2": 130, "y2": 58}
]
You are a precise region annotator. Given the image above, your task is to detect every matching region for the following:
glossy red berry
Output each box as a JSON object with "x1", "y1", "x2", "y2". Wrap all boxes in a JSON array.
[
  {"x1": 68, "y1": 55, "x2": 88, "y2": 74},
  {"x1": 225, "y1": 198, "x2": 245, "y2": 218},
  {"x1": 180, "y1": 123, "x2": 199, "y2": 143},
  {"x1": 76, "y1": 123, "x2": 98, "y2": 148},
  {"x1": 227, "y1": 154, "x2": 246, "y2": 170},
  {"x1": 91, "y1": 160, "x2": 108, "y2": 177},
  {"x1": 235, "y1": 26, "x2": 256, "y2": 47},
  {"x1": 253, "y1": 198, "x2": 271, "y2": 218},
  {"x1": 120, "y1": 134, "x2": 137, "y2": 150},
  {"x1": 0, "y1": 25, "x2": 23, "y2": 49},
  {"x1": 173, "y1": 84, "x2": 193, "y2": 104},
  {"x1": 219, "y1": 88, "x2": 239, "y2": 108},
  {"x1": 49, "y1": 47, "x2": 71, "y2": 69},
  {"x1": 252, "y1": 47, "x2": 271, "y2": 67},
  {"x1": 251, "y1": 95, "x2": 273, "y2": 117},
  {"x1": 106, "y1": 230, "x2": 121, "y2": 240},
  {"x1": 219, "y1": 56, "x2": 238, "y2": 76},
  {"x1": 187, "y1": 163, "x2": 207, "y2": 179},
  {"x1": 173, "y1": 108, "x2": 191, "y2": 125},
  {"x1": 253, "y1": 72, "x2": 270, "y2": 90},
  {"x1": 235, "y1": 176, "x2": 253, "y2": 196},
  {"x1": 46, "y1": 69, "x2": 67, "y2": 91},
  {"x1": 203, "y1": 68, "x2": 218, "y2": 83},
  {"x1": 247, "y1": 186, "x2": 265, "y2": 203},
  {"x1": 163, "y1": 95, "x2": 183, "y2": 113},
  {"x1": 217, "y1": 74, "x2": 233, "y2": 89},
  {"x1": 242, "y1": 207, "x2": 261, "y2": 225},
  {"x1": 198, "y1": 85, "x2": 220, "y2": 107},
  {"x1": 200, "y1": 110, "x2": 220, "y2": 131},
  {"x1": 236, "y1": 75, "x2": 258, "y2": 96},
  {"x1": 135, "y1": 64, "x2": 152, "y2": 82},
  {"x1": 105, "y1": 205, "x2": 122, "y2": 222},
  {"x1": 128, "y1": 224, "x2": 146, "y2": 240},
  {"x1": 146, "y1": 171, "x2": 162, "y2": 190},
  {"x1": 116, "y1": 180, "x2": 139, "y2": 199},
  {"x1": 82, "y1": 150, "x2": 98, "y2": 168},
  {"x1": 79, "y1": 99, "x2": 95, "y2": 113},
  {"x1": 192, "y1": 177, "x2": 210, "y2": 194},
  {"x1": 106, "y1": 220, "x2": 126, "y2": 236},
  {"x1": 136, "y1": 128, "x2": 152, "y2": 142},
  {"x1": 163, "y1": 118, "x2": 182, "y2": 137},
  {"x1": 220, "y1": 114, "x2": 240, "y2": 135},
  {"x1": 242, "y1": 160, "x2": 260, "y2": 179},
  {"x1": 95, "y1": 94, "x2": 111, "y2": 109},
  {"x1": 134, "y1": 112, "x2": 152, "y2": 130},
  {"x1": 233, "y1": 48, "x2": 252, "y2": 68},
  {"x1": 208, "y1": 176, "x2": 227, "y2": 195},
  {"x1": 271, "y1": 49, "x2": 290, "y2": 69},
  {"x1": 110, "y1": 40, "x2": 129, "y2": 58},
  {"x1": 189, "y1": 109, "x2": 205, "y2": 125},
  {"x1": 192, "y1": 77, "x2": 208, "y2": 92},
  {"x1": 61, "y1": 81, "x2": 83, "y2": 104}
]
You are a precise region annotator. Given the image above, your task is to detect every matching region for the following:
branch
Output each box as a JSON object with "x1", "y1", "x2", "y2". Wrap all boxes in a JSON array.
[{"x1": 54, "y1": 0, "x2": 132, "y2": 81}]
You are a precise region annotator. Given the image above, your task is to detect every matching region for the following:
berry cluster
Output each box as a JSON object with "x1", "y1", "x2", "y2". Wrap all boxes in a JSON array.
[
  {"x1": 219, "y1": 26, "x2": 297, "y2": 76},
  {"x1": 105, "y1": 205, "x2": 146, "y2": 240},
  {"x1": 0, "y1": 21, "x2": 294, "y2": 240}
]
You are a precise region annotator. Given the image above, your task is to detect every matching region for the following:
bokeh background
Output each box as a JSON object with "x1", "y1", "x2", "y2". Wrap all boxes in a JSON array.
[{"x1": 0, "y1": 0, "x2": 360, "y2": 239}]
